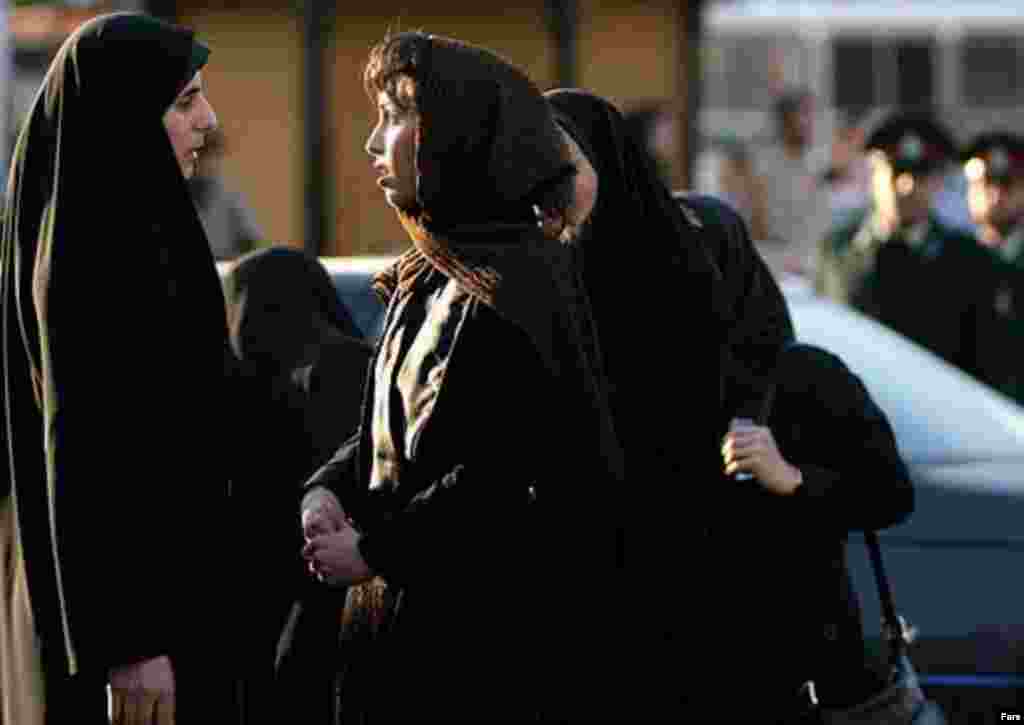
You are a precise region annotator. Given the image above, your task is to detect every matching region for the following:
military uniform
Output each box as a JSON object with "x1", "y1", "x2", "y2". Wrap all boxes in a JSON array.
[
  {"x1": 818, "y1": 114, "x2": 1005, "y2": 387},
  {"x1": 985, "y1": 239, "x2": 1024, "y2": 404},
  {"x1": 820, "y1": 209, "x2": 1001, "y2": 382},
  {"x1": 962, "y1": 133, "x2": 1024, "y2": 404}
]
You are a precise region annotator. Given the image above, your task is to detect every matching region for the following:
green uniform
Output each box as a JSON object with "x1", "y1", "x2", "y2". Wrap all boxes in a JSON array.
[
  {"x1": 817, "y1": 209, "x2": 1006, "y2": 390},
  {"x1": 982, "y1": 224, "x2": 1024, "y2": 405}
]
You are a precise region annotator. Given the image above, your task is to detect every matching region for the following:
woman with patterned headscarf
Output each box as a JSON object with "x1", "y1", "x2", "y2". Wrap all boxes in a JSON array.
[
  {"x1": 2, "y1": 13, "x2": 237, "y2": 724},
  {"x1": 296, "y1": 32, "x2": 624, "y2": 723}
]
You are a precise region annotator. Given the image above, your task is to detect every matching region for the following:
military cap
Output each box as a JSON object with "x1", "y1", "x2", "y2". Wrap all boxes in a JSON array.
[
  {"x1": 961, "y1": 131, "x2": 1024, "y2": 183},
  {"x1": 864, "y1": 113, "x2": 957, "y2": 175}
]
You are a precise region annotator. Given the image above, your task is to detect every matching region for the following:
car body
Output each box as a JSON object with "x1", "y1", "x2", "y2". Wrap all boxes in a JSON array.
[
  {"x1": 782, "y1": 276, "x2": 1024, "y2": 712},
  {"x1": 218, "y1": 255, "x2": 1024, "y2": 712}
]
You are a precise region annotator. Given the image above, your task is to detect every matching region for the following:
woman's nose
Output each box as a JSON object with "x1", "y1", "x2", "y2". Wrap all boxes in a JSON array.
[
  {"x1": 365, "y1": 126, "x2": 383, "y2": 158},
  {"x1": 198, "y1": 96, "x2": 218, "y2": 134}
]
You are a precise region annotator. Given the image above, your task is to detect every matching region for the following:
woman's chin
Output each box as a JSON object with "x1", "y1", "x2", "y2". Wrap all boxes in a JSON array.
[{"x1": 384, "y1": 190, "x2": 416, "y2": 212}]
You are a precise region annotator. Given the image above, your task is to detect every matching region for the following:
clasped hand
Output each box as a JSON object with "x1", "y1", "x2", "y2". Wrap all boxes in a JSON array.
[
  {"x1": 721, "y1": 423, "x2": 802, "y2": 496},
  {"x1": 300, "y1": 489, "x2": 373, "y2": 586},
  {"x1": 109, "y1": 656, "x2": 175, "y2": 725}
]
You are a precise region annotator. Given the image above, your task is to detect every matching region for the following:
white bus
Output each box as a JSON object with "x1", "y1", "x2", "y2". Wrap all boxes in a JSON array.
[{"x1": 701, "y1": 0, "x2": 1024, "y2": 145}]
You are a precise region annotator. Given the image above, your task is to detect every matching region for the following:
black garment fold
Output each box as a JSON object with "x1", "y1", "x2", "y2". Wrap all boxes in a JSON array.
[{"x1": 2, "y1": 12, "x2": 237, "y2": 719}]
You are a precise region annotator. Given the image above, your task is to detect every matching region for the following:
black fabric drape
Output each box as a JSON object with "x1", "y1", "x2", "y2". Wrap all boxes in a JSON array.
[
  {"x1": 544, "y1": 88, "x2": 725, "y2": 480},
  {"x1": 223, "y1": 247, "x2": 371, "y2": 725},
  {"x1": 674, "y1": 192, "x2": 795, "y2": 420},
  {"x1": 544, "y1": 89, "x2": 738, "y2": 720},
  {"x1": 1, "y1": 11, "x2": 236, "y2": 716}
]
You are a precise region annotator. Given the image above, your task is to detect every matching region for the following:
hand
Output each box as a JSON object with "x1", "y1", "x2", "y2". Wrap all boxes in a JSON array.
[
  {"x1": 109, "y1": 656, "x2": 175, "y2": 725},
  {"x1": 302, "y1": 527, "x2": 373, "y2": 587},
  {"x1": 722, "y1": 423, "x2": 803, "y2": 496},
  {"x1": 301, "y1": 487, "x2": 347, "y2": 541}
]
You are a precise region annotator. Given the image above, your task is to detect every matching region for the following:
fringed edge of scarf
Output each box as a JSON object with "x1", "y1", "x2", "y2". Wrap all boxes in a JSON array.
[{"x1": 372, "y1": 210, "x2": 504, "y2": 308}]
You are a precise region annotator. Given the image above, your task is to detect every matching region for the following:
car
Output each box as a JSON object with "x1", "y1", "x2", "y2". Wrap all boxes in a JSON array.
[
  {"x1": 219, "y1": 255, "x2": 1024, "y2": 714},
  {"x1": 782, "y1": 276, "x2": 1024, "y2": 714}
]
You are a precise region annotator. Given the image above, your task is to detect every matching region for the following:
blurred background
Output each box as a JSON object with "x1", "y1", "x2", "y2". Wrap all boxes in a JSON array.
[{"x1": 0, "y1": 0, "x2": 1021, "y2": 257}]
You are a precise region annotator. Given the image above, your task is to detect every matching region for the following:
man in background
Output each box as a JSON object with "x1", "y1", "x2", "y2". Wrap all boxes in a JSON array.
[
  {"x1": 961, "y1": 131, "x2": 1024, "y2": 404},
  {"x1": 749, "y1": 87, "x2": 832, "y2": 280},
  {"x1": 817, "y1": 112, "x2": 1002, "y2": 386}
]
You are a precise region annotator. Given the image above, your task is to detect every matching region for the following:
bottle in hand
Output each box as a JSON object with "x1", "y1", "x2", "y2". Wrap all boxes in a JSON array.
[{"x1": 729, "y1": 416, "x2": 756, "y2": 482}]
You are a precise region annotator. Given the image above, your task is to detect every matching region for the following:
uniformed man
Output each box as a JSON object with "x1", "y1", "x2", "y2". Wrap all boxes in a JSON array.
[
  {"x1": 962, "y1": 131, "x2": 1024, "y2": 403},
  {"x1": 963, "y1": 132, "x2": 1024, "y2": 263},
  {"x1": 816, "y1": 113, "x2": 1002, "y2": 385}
]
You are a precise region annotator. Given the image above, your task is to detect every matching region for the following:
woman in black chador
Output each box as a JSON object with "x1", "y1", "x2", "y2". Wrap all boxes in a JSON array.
[
  {"x1": 720, "y1": 342, "x2": 914, "y2": 721},
  {"x1": 296, "y1": 32, "x2": 624, "y2": 723},
  {"x1": 223, "y1": 246, "x2": 371, "y2": 725},
  {"x1": 543, "y1": 89, "x2": 773, "y2": 717},
  {"x1": 1, "y1": 12, "x2": 237, "y2": 724}
]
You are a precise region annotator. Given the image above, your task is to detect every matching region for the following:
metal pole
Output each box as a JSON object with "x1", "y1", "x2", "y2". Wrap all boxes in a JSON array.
[
  {"x1": 545, "y1": 0, "x2": 578, "y2": 89},
  {"x1": 303, "y1": 0, "x2": 331, "y2": 257}
]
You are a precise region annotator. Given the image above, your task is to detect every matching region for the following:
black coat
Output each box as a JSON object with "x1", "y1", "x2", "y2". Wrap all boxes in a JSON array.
[
  {"x1": 707, "y1": 343, "x2": 914, "y2": 718},
  {"x1": 223, "y1": 247, "x2": 372, "y2": 725},
  {"x1": 299, "y1": 230, "x2": 620, "y2": 723}
]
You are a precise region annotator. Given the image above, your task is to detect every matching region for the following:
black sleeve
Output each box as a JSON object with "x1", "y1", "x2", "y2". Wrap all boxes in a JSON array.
[
  {"x1": 779, "y1": 352, "x2": 914, "y2": 533},
  {"x1": 677, "y1": 193, "x2": 795, "y2": 351},
  {"x1": 303, "y1": 428, "x2": 362, "y2": 503},
  {"x1": 678, "y1": 194, "x2": 794, "y2": 429},
  {"x1": 355, "y1": 461, "x2": 538, "y2": 585}
]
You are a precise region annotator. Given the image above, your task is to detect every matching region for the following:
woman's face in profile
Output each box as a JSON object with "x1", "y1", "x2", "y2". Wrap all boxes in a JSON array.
[
  {"x1": 366, "y1": 90, "x2": 419, "y2": 210},
  {"x1": 163, "y1": 71, "x2": 218, "y2": 179}
]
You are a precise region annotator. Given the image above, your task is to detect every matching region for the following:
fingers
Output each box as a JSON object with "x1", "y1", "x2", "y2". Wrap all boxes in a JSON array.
[
  {"x1": 301, "y1": 509, "x2": 345, "y2": 540},
  {"x1": 110, "y1": 689, "x2": 160, "y2": 725},
  {"x1": 303, "y1": 537, "x2": 331, "y2": 579},
  {"x1": 156, "y1": 693, "x2": 176, "y2": 725},
  {"x1": 724, "y1": 459, "x2": 752, "y2": 477},
  {"x1": 110, "y1": 689, "x2": 123, "y2": 725},
  {"x1": 721, "y1": 433, "x2": 761, "y2": 464},
  {"x1": 302, "y1": 536, "x2": 324, "y2": 559},
  {"x1": 140, "y1": 691, "x2": 160, "y2": 725}
]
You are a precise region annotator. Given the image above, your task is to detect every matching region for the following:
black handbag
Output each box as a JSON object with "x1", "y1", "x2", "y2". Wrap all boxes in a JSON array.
[{"x1": 803, "y1": 530, "x2": 947, "y2": 724}]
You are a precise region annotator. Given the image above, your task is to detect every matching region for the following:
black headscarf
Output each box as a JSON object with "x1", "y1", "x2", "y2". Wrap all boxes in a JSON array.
[
  {"x1": 367, "y1": 37, "x2": 620, "y2": 464},
  {"x1": 366, "y1": 32, "x2": 624, "y2": 545},
  {"x1": 2, "y1": 13, "x2": 228, "y2": 675},
  {"x1": 225, "y1": 246, "x2": 363, "y2": 373},
  {"x1": 371, "y1": 33, "x2": 576, "y2": 306},
  {"x1": 544, "y1": 89, "x2": 725, "y2": 477}
]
